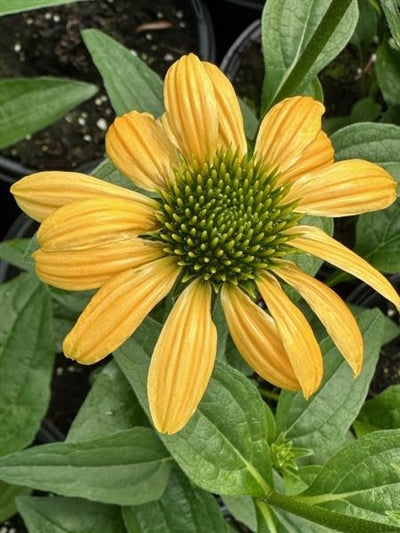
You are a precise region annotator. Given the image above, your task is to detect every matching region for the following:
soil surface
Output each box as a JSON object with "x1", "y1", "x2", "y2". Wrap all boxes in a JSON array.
[{"x1": 0, "y1": 0, "x2": 200, "y2": 171}]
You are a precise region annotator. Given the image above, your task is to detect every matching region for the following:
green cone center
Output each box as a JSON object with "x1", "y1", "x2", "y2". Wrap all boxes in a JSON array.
[{"x1": 156, "y1": 150, "x2": 298, "y2": 291}]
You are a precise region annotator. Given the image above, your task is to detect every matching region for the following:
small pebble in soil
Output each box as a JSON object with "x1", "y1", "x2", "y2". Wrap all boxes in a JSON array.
[
  {"x1": 13, "y1": 42, "x2": 21, "y2": 52},
  {"x1": 96, "y1": 118, "x2": 108, "y2": 131}
]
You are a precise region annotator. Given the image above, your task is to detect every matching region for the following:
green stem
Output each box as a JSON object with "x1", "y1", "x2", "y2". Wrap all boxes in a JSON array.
[
  {"x1": 256, "y1": 499, "x2": 278, "y2": 533},
  {"x1": 264, "y1": 0, "x2": 354, "y2": 111},
  {"x1": 265, "y1": 490, "x2": 400, "y2": 533},
  {"x1": 259, "y1": 388, "x2": 280, "y2": 401}
]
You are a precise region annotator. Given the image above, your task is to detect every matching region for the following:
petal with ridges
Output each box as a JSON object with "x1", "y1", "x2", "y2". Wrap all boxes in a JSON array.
[
  {"x1": 257, "y1": 274, "x2": 323, "y2": 398},
  {"x1": 285, "y1": 160, "x2": 397, "y2": 216},
  {"x1": 287, "y1": 225, "x2": 400, "y2": 311},
  {"x1": 148, "y1": 279, "x2": 217, "y2": 434},
  {"x1": 106, "y1": 111, "x2": 180, "y2": 191},
  {"x1": 202, "y1": 61, "x2": 247, "y2": 156},
  {"x1": 274, "y1": 261, "x2": 363, "y2": 376},
  {"x1": 33, "y1": 239, "x2": 165, "y2": 291},
  {"x1": 220, "y1": 284, "x2": 300, "y2": 390},
  {"x1": 280, "y1": 130, "x2": 334, "y2": 184},
  {"x1": 10, "y1": 171, "x2": 155, "y2": 222},
  {"x1": 37, "y1": 197, "x2": 158, "y2": 251},
  {"x1": 63, "y1": 257, "x2": 180, "y2": 364},
  {"x1": 164, "y1": 54, "x2": 219, "y2": 161},
  {"x1": 255, "y1": 96, "x2": 325, "y2": 176}
]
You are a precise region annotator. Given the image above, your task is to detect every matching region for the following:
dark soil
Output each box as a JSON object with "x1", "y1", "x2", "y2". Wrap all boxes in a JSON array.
[{"x1": 0, "y1": 0, "x2": 201, "y2": 171}]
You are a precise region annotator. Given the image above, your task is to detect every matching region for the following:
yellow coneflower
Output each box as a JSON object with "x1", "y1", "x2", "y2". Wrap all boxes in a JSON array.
[{"x1": 11, "y1": 54, "x2": 399, "y2": 435}]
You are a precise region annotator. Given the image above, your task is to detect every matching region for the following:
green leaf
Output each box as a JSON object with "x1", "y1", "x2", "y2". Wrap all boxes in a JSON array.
[
  {"x1": 271, "y1": 506, "x2": 333, "y2": 532},
  {"x1": 300, "y1": 430, "x2": 400, "y2": 528},
  {"x1": 354, "y1": 385, "x2": 400, "y2": 437},
  {"x1": 0, "y1": 480, "x2": 30, "y2": 522},
  {"x1": 380, "y1": 0, "x2": 400, "y2": 47},
  {"x1": 221, "y1": 495, "x2": 257, "y2": 532},
  {"x1": 0, "y1": 239, "x2": 32, "y2": 270},
  {"x1": 261, "y1": 0, "x2": 359, "y2": 110},
  {"x1": 0, "y1": 428, "x2": 172, "y2": 505},
  {"x1": 354, "y1": 198, "x2": 400, "y2": 272},
  {"x1": 275, "y1": 309, "x2": 384, "y2": 463},
  {"x1": 16, "y1": 495, "x2": 126, "y2": 533},
  {"x1": 115, "y1": 318, "x2": 273, "y2": 496},
  {"x1": 67, "y1": 361, "x2": 146, "y2": 443},
  {"x1": 0, "y1": 273, "x2": 54, "y2": 457},
  {"x1": 291, "y1": 215, "x2": 333, "y2": 276},
  {"x1": 92, "y1": 157, "x2": 141, "y2": 191},
  {"x1": 82, "y1": 29, "x2": 163, "y2": 117},
  {"x1": 351, "y1": 0, "x2": 379, "y2": 54},
  {"x1": 122, "y1": 469, "x2": 230, "y2": 533},
  {"x1": 0, "y1": 78, "x2": 97, "y2": 149},
  {"x1": 0, "y1": 0, "x2": 88, "y2": 16},
  {"x1": 331, "y1": 122, "x2": 400, "y2": 185},
  {"x1": 375, "y1": 40, "x2": 400, "y2": 106}
]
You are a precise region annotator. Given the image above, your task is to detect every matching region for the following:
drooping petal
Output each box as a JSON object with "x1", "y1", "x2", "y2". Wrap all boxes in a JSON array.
[
  {"x1": 220, "y1": 284, "x2": 300, "y2": 390},
  {"x1": 257, "y1": 273, "x2": 323, "y2": 398},
  {"x1": 63, "y1": 257, "x2": 180, "y2": 364},
  {"x1": 37, "y1": 197, "x2": 159, "y2": 251},
  {"x1": 163, "y1": 53, "x2": 219, "y2": 161},
  {"x1": 285, "y1": 160, "x2": 397, "y2": 216},
  {"x1": 202, "y1": 61, "x2": 247, "y2": 156},
  {"x1": 148, "y1": 279, "x2": 217, "y2": 434},
  {"x1": 274, "y1": 261, "x2": 363, "y2": 376},
  {"x1": 280, "y1": 130, "x2": 334, "y2": 184},
  {"x1": 287, "y1": 225, "x2": 400, "y2": 311},
  {"x1": 33, "y1": 239, "x2": 165, "y2": 291},
  {"x1": 10, "y1": 171, "x2": 155, "y2": 222},
  {"x1": 106, "y1": 111, "x2": 180, "y2": 192},
  {"x1": 254, "y1": 96, "x2": 325, "y2": 177}
]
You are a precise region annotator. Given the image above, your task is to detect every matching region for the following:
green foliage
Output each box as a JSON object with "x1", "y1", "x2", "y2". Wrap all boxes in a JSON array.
[
  {"x1": 354, "y1": 385, "x2": 400, "y2": 436},
  {"x1": 380, "y1": 0, "x2": 400, "y2": 46},
  {"x1": 16, "y1": 496, "x2": 126, "y2": 533},
  {"x1": 0, "y1": 481, "x2": 30, "y2": 522},
  {"x1": 0, "y1": 273, "x2": 54, "y2": 457},
  {"x1": 0, "y1": 0, "x2": 87, "y2": 16},
  {"x1": 82, "y1": 29, "x2": 164, "y2": 117},
  {"x1": 0, "y1": 78, "x2": 97, "y2": 149},
  {"x1": 375, "y1": 40, "x2": 400, "y2": 106},
  {"x1": 0, "y1": 428, "x2": 172, "y2": 505}
]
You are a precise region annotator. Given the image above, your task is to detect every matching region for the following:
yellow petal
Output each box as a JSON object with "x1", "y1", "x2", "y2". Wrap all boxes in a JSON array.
[
  {"x1": 164, "y1": 54, "x2": 219, "y2": 161},
  {"x1": 220, "y1": 284, "x2": 300, "y2": 390},
  {"x1": 10, "y1": 171, "x2": 155, "y2": 222},
  {"x1": 285, "y1": 160, "x2": 397, "y2": 216},
  {"x1": 63, "y1": 257, "x2": 180, "y2": 364},
  {"x1": 287, "y1": 225, "x2": 400, "y2": 311},
  {"x1": 281, "y1": 130, "x2": 334, "y2": 184},
  {"x1": 106, "y1": 111, "x2": 180, "y2": 191},
  {"x1": 202, "y1": 61, "x2": 247, "y2": 156},
  {"x1": 255, "y1": 96, "x2": 325, "y2": 177},
  {"x1": 148, "y1": 279, "x2": 217, "y2": 434},
  {"x1": 274, "y1": 261, "x2": 363, "y2": 376},
  {"x1": 257, "y1": 274, "x2": 323, "y2": 398},
  {"x1": 37, "y1": 197, "x2": 158, "y2": 251},
  {"x1": 33, "y1": 239, "x2": 165, "y2": 291}
]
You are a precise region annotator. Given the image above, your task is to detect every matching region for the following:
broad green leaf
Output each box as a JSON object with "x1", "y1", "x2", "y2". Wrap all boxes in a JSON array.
[
  {"x1": 16, "y1": 495, "x2": 126, "y2": 533},
  {"x1": 276, "y1": 309, "x2": 384, "y2": 463},
  {"x1": 0, "y1": 480, "x2": 30, "y2": 522},
  {"x1": 272, "y1": 507, "x2": 333, "y2": 532},
  {"x1": 239, "y1": 99, "x2": 259, "y2": 142},
  {"x1": 0, "y1": 428, "x2": 172, "y2": 505},
  {"x1": 82, "y1": 29, "x2": 164, "y2": 117},
  {"x1": 380, "y1": 0, "x2": 400, "y2": 47},
  {"x1": 0, "y1": 239, "x2": 32, "y2": 271},
  {"x1": 261, "y1": 0, "x2": 359, "y2": 109},
  {"x1": 0, "y1": 78, "x2": 97, "y2": 149},
  {"x1": 291, "y1": 215, "x2": 333, "y2": 276},
  {"x1": 115, "y1": 318, "x2": 273, "y2": 496},
  {"x1": 222, "y1": 495, "x2": 257, "y2": 532},
  {"x1": 67, "y1": 361, "x2": 146, "y2": 442},
  {"x1": 92, "y1": 157, "x2": 141, "y2": 192},
  {"x1": 0, "y1": 273, "x2": 54, "y2": 457},
  {"x1": 0, "y1": 0, "x2": 87, "y2": 16},
  {"x1": 375, "y1": 40, "x2": 400, "y2": 106},
  {"x1": 355, "y1": 199, "x2": 400, "y2": 272},
  {"x1": 351, "y1": 0, "x2": 379, "y2": 54},
  {"x1": 354, "y1": 385, "x2": 400, "y2": 437},
  {"x1": 122, "y1": 469, "x2": 230, "y2": 533},
  {"x1": 301, "y1": 430, "x2": 400, "y2": 527},
  {"x1": 331, "y1": 122, "x2": 400, "y2": 185}
]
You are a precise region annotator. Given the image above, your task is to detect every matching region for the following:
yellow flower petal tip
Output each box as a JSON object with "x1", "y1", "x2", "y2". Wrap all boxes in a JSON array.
[{"x1": 12, "y1": 53, "x2": 400, "y2": 434}]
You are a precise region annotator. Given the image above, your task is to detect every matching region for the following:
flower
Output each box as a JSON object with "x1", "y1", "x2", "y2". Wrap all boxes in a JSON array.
[{"x1": 11, "y1": 54, "x2": 399, "y2": 435}]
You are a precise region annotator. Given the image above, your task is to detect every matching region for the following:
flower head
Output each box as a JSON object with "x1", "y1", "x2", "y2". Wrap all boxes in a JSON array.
[{"x1": 11, "y1": 54, "x2": 399, "y2": 434}]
